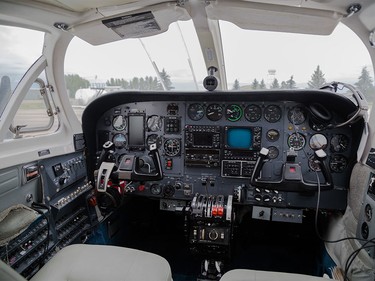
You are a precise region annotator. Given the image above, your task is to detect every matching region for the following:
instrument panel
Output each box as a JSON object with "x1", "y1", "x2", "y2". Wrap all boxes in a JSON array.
[{"x1": 92, "y1": 95, "x2": 359, "y2": 210}]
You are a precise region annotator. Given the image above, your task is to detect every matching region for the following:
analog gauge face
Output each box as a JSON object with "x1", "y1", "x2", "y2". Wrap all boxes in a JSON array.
[
  {"x1": 308, "y1": 155, "x2": 321, "y2": 172},
  {"x1": 264, "y1": 105, "x2": 282, "y2": 123},
  {"x1": 188, "y1": 103, "x2": 205, "y2": 121},
  {"x1": 365, "y1": 204, "x2": 372, "y2": 222},
  {"x1": 266, "y1": 129, "x2": 280, "y2": 142},
  {"x1": 112, "y1": 133, "x2": 127, "y2": 148},
  {"x1": 330, "y1": 134, "x2": 350, "y2": 152},
  {"x1": 225, "y1": 104, "x2": 243, "y2": 122},
  {"x1": 244, "y1": 104, "x2": 262, "y2": 122},
  {"x1": 150, "y1": 184, "x2": 162, "y2": 195},
  {"x1": 112, "y1": 115, "x2": 126, "y2": 131},
  {"x1": 267, "y1": 146, "x2": 279, "y2": 159},
  {"x1": 288, "y1": 106, "x2": 306, "y2": 125},
  {"x1": 146, "y1": 134, "x2": 162, "y2": 149},
  {"x1": 206, "y1": 104, "x2": 223, "y2": 121},
  {"x1": 167, "y1": 103, "x2": 179, "y2": 115},
  {"x1": 309, "y1": 134, "x2": 328, "y2": 150},
  {"x1": 329, "y1": 154, "x2": 348, "y2": 173},
  {"x1": 147, "y1": 115, "x2": 162, "y2": 132},
  {"x1": 164, "y1": 138, "x2": 181, "y2": 156},
  {"x1": 287, "y1": 133, "x2": 306, "y2": 150}
]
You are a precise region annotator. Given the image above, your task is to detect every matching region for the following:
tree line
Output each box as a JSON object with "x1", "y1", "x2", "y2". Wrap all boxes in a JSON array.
[
  {"x1": 232, "y1": 65, "x2": 375, "y2": 102},
  {"x1": 65, "y1": 68, "x2": 173, "y2": 98}
]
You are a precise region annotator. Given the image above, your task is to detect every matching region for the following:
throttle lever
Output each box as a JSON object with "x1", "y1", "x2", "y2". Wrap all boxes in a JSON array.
[{"x1": 250, "y1": 147, "x2": 269, "y2": 186}]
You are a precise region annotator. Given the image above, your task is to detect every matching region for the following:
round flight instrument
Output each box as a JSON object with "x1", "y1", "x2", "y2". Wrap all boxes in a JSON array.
[
  {"x1": 309, "y1": 134, "x2": 328, "y2": 150},
  {"x1": 112, "y1": 133, "x2": 127, "y2": 148},
  {"x1": 146, "y1": 134, "x2": 162, "y2": 149},
  {"x1": 264, "y1": 105, "x2": 282, "y2": 123},
  {"x1": 164, "y1": 139, "x2": 181, "y2": 156},
  {"x1": 329, "y1": 154, "x2": 347, "y2": 173},
  {"x1": 330, "y1": 134, "x2": 349, "y2": 152},
  {"x1": 287, "y1": 133, "x2": 306, "y2": 150},
  {"x1": 267, "y1": 146, "x2": 279, "y2": 159},
  {"x1": 112, "y1": 115, "x2": 126, "y2": 131},
  {"x1": 244, "y1": 104, "x2": 262, "y2": 122},
  {"x1": 167, "y1": 103, "x2": 179, "y2": 115},
  {"x1": 266, "y1": 129, "x2": 280, "y2": 142},
  {"x1": 288, "y1": 106, "x2": 306, "y2": 125},
  {"x1": 147, "y1": 115, "x2": 162, "y2": 132},
  {"x1": 150, "y1": 184, "x2": 162, "y2": 195},
  {"x1": 308, "y1": 155, "x2": 321, "y2": 172},
  {"x1": 225, "y1": 104, "x2": 243, "y2": 122},
  {"x1": 188, "y1": 103, "x2": 204, "y2": 121},
  {"x1": 206, "y1": 104, "x2": 223, "y2": 121}
]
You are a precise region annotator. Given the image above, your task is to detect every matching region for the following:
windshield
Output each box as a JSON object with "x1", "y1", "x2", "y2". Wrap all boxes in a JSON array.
[
  {"x1": 65, "y1": 20, "x2": 206, "y2": 102},
  {"x1": 221, "y1": 21, "x2": 374, "y2": 103},
  {"x1": 66, "y1": 19, "x2": 374, "y2": 114}
]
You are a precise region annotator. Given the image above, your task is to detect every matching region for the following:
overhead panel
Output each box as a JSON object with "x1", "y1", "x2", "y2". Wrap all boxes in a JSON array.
[{"x1": 70, "y1": 3, "x2": 190, "y2": 45}]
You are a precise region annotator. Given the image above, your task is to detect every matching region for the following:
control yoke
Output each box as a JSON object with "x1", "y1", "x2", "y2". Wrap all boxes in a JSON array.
[
  {"x1": 117, "y1": 143, "x2": 163, "y2": 181},
  {"x1": 251, "y1": 147, "x2": 333, "y2": 191},
  {"x1": 96, "y1": 143, "x2": 163, "y2": 193}
]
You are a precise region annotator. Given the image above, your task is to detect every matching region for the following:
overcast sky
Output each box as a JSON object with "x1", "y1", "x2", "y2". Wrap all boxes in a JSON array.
[
  {"x1": 65, "y1": 20, "x2": 375, "y2": 88},
  {"x1": 1, "y1": 20, "x2": 374, "y2": 89}
]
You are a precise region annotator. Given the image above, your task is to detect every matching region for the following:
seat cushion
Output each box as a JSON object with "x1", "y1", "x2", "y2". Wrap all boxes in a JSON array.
[
  {"x1": 220, "y1": 269, "x2": 329, "y2": 281},
  {"x1": 31, "y1": 244, "x2": 172, "y2": 281}
]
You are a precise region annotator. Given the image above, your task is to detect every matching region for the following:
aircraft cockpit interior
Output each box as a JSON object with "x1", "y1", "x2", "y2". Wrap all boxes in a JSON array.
[{"x1": 0, "y1": 1, "x2": 375, "y2": 281}]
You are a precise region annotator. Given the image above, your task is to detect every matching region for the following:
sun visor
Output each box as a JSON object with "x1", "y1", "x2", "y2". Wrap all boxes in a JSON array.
[
  {"x1": 71, "y1": 3, "x2": 190, "y2": 45},
  {"x1": 206, "y1": 1, "x2": 343, "y2": 35}
]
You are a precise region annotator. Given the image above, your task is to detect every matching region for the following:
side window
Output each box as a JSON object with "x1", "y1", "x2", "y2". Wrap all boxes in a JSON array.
[
  {"x1": 11, "y1": 74, "x2": 58, "y2": 138},
  {"x1": 0, "y1": 25, "x2": 58, "y2": 138}
]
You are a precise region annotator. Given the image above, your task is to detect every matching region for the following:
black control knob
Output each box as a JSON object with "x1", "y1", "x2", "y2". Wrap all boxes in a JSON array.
[
  {"x1": 59, "y1": 177, "x2": 67, "y2": 185},
  {"x1": 163, "y1": 185, "x2": 175, "y2": 197},
  {"x1": 208, "y1": 229, "x2": 219, "y2": 241}
]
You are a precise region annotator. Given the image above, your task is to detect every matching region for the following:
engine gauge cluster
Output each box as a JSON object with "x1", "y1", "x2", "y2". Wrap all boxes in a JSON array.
[
  {"x1": 225, "y1": 104, "x2": 243, "y2": 122},
  {"x1": 264, "y1": 105, "x2": 282, "y2": 123},
  {"x1": 245, "y1": 104, "x2": 262, "y2": 122},
  {"x1": 206, "y1": 104, "x2": 223, "y2": 121}
]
